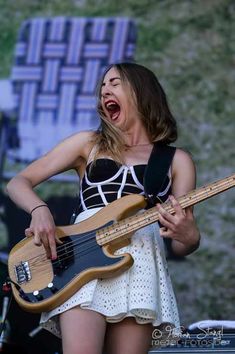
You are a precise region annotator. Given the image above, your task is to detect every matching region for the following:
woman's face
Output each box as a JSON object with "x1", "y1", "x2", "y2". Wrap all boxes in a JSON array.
[{"x1": 100, "y1": 67, "x2": 141, "y2": 131}]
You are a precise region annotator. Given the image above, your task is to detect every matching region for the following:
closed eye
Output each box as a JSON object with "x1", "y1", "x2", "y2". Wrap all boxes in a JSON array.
[
  {"x1": 110, "y1": 77, "x2": 121, "y2": 86},
  {"x1": 100, "y1": 77, "x2": 121, "y2": 94}
]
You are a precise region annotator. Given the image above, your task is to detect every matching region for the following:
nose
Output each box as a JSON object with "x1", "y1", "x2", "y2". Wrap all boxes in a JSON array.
[{"x1": 101, "y1": 85, "x2": 113, "y2": 98}]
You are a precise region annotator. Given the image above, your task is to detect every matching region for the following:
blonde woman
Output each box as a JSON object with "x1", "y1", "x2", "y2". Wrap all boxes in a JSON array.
[{"x1": 7, "y1": 62, "x2": 200, "y2": 354}]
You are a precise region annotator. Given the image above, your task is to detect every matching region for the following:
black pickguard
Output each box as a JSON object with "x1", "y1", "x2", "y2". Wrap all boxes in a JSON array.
[{"x1": 20, "y1": 221, "x2": 124, "y2": 304}]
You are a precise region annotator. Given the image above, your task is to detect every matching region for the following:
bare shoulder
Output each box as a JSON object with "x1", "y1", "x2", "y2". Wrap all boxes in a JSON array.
[
  {"x1": 171, "y1": 148, "x2": 196, "y2": 196},
  {"x1": 52, "y1": 130, "x2": 98, "y2": 160},
  {"x1": 61, "y1": 130, "x2": 96, "y2": 149},
  {"x1": 172, "y1": 148, "x2": 195, "y2": 173},
  {"x1": 68, "y1": 130, "x2": 97, "y2": 142}
]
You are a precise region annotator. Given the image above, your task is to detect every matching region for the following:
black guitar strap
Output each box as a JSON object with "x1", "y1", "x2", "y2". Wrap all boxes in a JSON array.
[
  {"x1": 143, "y1": 142, "x2": 176, "y2": 208},
  {"x1": 70, "y1": 142, "x2": 176, "y2": 223}
]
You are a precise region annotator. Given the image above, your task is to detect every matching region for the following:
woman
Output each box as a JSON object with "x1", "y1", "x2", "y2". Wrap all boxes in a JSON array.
[{"x1": 6, "y1": 62, "x2": 200, "y2": 354}]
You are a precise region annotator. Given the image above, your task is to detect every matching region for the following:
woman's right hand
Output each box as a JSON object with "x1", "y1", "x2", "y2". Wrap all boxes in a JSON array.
[
  {"x1": 6, "y1": 132, "x2": 95, "y2": 259},
  {"x1": 25, "y1": 206, "x2": 62, "y2": 260}
]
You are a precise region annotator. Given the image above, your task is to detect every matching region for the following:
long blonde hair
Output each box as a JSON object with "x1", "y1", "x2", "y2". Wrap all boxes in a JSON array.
[{"x1": 93, "y1": 62, "x2": 177, "y2": 162}]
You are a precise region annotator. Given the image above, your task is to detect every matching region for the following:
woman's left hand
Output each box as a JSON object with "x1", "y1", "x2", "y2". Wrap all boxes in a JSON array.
[{"x1": 156, "y1": 195, "x2": 200, "y2": 255}]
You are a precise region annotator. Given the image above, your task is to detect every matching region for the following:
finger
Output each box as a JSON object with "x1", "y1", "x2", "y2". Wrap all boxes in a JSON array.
[
  {"x1": 185, "y1": 206, "x2": 194, "y2": 218},
  {"x1": 33, "y1": 232, "x2": 51, "y2": 260},
  {"x1": 169, "y1": 195, "x2": 185, "y2": 216},
  {"x1": 158, "y1": 210, "x2": 175, "y2": 231},
  {"x1": 159, "y1": 226, "x2": 167, "y2": 234},
  {"x1": 33, "y1": 233, "x2": 42, "y2": 246},
  {"x1": 25, "y1": 228, "x2": 34, "y2": 238},
  {"x1": 159, "y1": 227, "x2": 173, "y2": 238},
  {"x1": 48, "y1": 235, "x2": 57, "y2": 260},
  {"x1": 39, "y1": 234, "x2": 52, "y2": 259},
  {"x1": 44, "y1": 228, "x2": 59, "y2": 260},
  {"x1": 156, "y1": 203, "x2": 175, "y2": 224},
  {"x1": 55, "y1": 235, "x2": 63, "y2": 245}
]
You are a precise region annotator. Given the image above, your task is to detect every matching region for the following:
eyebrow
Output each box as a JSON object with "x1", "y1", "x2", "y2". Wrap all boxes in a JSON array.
[{"x1": 101, "y1": 77, "x2": 121, "y2": 86}]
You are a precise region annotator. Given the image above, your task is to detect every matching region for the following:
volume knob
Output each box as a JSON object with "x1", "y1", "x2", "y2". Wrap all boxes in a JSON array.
[
  {"x1": 33, "y1": 290, "x2": 43, "y2": 300},
  {"x1": 48, "y1": 282, "x2": 58, "y2": 293}
]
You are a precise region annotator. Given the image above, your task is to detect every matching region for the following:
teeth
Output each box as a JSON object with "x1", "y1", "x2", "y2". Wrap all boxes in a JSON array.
[{"x1": 105, "y1": 101, "x2": 118, "y2": 108}]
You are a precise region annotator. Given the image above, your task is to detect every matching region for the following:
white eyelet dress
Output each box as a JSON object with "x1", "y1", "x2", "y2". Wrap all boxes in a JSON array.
[{"x1": 40, "y1": 158, "x2": 181, "y2": 339}]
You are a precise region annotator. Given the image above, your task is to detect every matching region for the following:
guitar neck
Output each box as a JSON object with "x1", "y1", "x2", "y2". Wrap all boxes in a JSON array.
[{"x1": 97, "y1": 174, "x2": 235, "y2": 246}]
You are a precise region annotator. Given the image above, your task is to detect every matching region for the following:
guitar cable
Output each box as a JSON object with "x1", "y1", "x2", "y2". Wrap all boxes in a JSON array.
[{"x1": 0, "y1": 278, "x2": 12, "y2": 343}]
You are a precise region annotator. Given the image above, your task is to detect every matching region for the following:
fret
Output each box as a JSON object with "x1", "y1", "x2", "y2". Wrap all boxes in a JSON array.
[{"x1": 96, "y1": 174, "x2": 235, "y2": 245}]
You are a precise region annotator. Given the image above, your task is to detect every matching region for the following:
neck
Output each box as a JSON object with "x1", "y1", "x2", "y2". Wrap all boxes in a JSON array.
[
  {"x1": 123, "y1": 123, "x2": 150, "y2": 148},
  {"x1": 96, "y1": 173, "x2": 235, "y2": 246}
]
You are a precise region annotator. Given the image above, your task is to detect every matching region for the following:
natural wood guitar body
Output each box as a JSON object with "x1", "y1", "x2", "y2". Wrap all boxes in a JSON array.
[
  {"x1": 8, "y1": 194, "x2": 146, "y2": 313},
  {"x1": 8, "y1": 173, "x2": 235, "y2": 313}
]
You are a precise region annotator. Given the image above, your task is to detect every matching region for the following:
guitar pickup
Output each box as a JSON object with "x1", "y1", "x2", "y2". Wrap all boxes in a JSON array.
[{"x1": 15, "y1": 261, "x2": 31, "y2": 284}]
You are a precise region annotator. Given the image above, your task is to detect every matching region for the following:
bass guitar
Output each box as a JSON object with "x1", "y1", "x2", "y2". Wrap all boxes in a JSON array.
[{"x1": 8, "y1": 173, "x2": 235, "y2": 313}]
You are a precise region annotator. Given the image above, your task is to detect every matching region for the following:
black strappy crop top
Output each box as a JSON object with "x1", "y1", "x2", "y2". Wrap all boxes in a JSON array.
[{"x1": 78, "y1": 158, "x2": 172, "y2": 213}]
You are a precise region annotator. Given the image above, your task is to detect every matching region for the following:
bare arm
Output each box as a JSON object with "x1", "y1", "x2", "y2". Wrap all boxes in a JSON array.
[
  {"x1": 156, "y1": 148, "x2": 201, "y2": 257},
  {"x1": 6, "y1": 131, "x2": 96, "y2": 259}
]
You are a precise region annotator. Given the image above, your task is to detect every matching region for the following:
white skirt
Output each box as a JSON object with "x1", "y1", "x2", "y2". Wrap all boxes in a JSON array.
[{"x1": 40, "y1": 208, "x2": 180, "y2": 338}]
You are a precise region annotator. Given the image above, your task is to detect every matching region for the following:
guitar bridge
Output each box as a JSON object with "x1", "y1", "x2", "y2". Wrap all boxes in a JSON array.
[{"x1": 15, "y1": 261, "x2": 31, "y2": 284}]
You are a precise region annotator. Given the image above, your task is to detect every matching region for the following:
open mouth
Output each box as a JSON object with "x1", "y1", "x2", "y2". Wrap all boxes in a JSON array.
[{"x1": 105, "y1": 100, "x2": 120, "y2": 120}]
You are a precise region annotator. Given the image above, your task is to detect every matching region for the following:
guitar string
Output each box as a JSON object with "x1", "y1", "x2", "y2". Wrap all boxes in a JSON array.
[
  {"x1": 16, "y1": 181, "x2": 234, "y2": 283},
  {"x1": 31, "y1": 237, "x2": 100, "y2": 267},
  {"x1": 30, "y1": 224, "x2": 136, "y2": 269},
  {"x1": 30, "y1": 241, "x2": 114, "y2": 272},
  {"x1": 23, "y1": 221, "x2": 124, "y2": 265},
  {"x1": 23, "y1": 192, "x2": 209, "y2": 268},
  {"x1": 23, "y1": 201, "x2": 206, "y2": 266},
  {"x1": 25, "y1": 208, "x2": 157, "y2": 266},
  {"x1": 12, "y1": 180, "x2": 234, "y2": 288},
  {"x1": 28, "y1": 192, "x2": 194, "y2": 269},
  {"x1": 23, "y1": 179, "x2": 233, "y2": 266},
  {"x1": 22, "y1": 198, "x2": 200, "y2": 267},
  {"x1": 23, "y1": 209, "x2": 157, "y2": 265},
  {"x1": 26, "y1": 202, "x2": 161, "y2": 267},
  {"x1": 52, "y1": 178, "x2": 233, "y2": 260},
  {"x1": 31, "y1": 179, "x2": 226, "y2": 269},
  {"x1": 25, "y1": 198, "x2": 176, "y2": 265}
]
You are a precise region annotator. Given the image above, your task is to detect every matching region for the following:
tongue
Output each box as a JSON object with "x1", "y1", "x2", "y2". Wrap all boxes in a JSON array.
[
  {"x1": 111, "y1": 108, "x2": 120, "y2": 120},
  {"x1": 107, "y1": 104, "x2": 120, "y2": 119}
]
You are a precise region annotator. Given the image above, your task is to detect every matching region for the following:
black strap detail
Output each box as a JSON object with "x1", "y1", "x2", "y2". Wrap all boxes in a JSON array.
[{"x1": 143, "y1": 142, "x2": 176, "y2": 208}]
